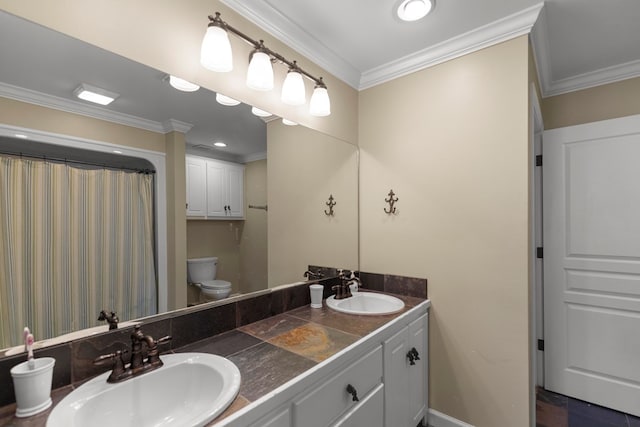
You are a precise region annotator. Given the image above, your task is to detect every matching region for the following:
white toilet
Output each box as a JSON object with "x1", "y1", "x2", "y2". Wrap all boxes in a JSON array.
[{"x1": 187, "y1": 257, "x2": 232, "y2": 301}]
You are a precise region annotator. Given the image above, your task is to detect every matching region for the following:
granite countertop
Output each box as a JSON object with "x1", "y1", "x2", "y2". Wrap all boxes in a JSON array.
[{"x1": 0, "y1": 293, "x2": 426, "y2": 427}]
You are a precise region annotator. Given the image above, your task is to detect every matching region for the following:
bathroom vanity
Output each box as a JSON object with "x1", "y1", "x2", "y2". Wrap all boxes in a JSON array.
[
  {"x1": 213, "y1": 299, "x2": 430, "y2": 427},
  {"x1": 0, "y1": 280, "x2": 429, "y2": 427}
]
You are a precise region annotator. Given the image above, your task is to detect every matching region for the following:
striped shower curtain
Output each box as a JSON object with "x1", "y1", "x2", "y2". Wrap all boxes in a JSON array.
[{"x1": 0, "y1": 157, "x2": 157, "y2": 349}]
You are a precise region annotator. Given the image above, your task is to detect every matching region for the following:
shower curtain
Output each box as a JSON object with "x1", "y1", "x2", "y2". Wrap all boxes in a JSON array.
[{"x1": 0, "y1": 157, "x2": 157, "y2": 349}]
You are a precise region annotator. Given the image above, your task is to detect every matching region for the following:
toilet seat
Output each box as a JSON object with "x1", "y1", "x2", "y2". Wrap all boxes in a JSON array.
[{"x1": 199, "y1": 280, "x2": 231, "y2": 290}]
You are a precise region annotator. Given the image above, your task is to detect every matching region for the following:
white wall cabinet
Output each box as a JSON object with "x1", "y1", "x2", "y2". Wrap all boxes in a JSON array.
[
  {"x1": 222, "y1": 302, "x2": 430, "y2": 427},
  {"x1": 186, "y1": 155, "x2": 244, "y2": 219}
]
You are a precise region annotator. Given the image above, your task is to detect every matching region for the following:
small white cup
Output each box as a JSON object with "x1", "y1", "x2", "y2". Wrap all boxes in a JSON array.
[
  {"x1": 10, "y1": 357, "x2": 55, "y2": 418},
  {"x1": 310, "y1": 284, "x2": 324, "y2": 308}
]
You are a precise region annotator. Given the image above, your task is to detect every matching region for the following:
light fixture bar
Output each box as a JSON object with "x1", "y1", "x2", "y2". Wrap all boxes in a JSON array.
[{"x1": 206, "y1": 12, "x2": 326, "y2": 88}]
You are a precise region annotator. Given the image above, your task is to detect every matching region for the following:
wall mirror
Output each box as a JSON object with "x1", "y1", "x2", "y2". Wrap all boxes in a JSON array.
[{"x1": 0, "y1": 10, "x2": 358, "y2": 353}]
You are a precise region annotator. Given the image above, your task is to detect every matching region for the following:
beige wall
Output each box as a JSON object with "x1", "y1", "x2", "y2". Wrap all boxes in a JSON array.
[
  {"x1": 0, "y1": 0, "x2": 359, "y2": 145},
  {"x1": 359, "y1": 36, "x2": 531, "y2": 426},
  {"x1": 542, "y1": 76, "x2": 640, "y2": 129},
  {"x1": 268, "y1": 121, "x2": 359, "y2": 287},
  {"x1": 241, "y1": 159, "x2": 268, "y2": 294}
]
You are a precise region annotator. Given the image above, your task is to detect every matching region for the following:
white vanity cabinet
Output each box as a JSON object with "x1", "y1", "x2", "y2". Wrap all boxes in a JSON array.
[
  {"x1": 186, "y1": 155, "x2": 244, "y2": 219},
  {"x1": 221, "y1": 301, "x2": 430, "y2": 427},
  {"x1": 384, "y1": 313, "x2": 428, "y2": 427}
]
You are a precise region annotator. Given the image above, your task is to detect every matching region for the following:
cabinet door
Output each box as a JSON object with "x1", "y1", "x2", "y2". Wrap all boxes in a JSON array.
[
  {"x1": 226, "y1": 164, "x2": 244, "y2": 217},
  {"x1": 206, "y1": 161, "x2": 226, "y2": 217},
  {"x1": 332, "y1": 384, "x2": 384, "y2": 427},
  {"x1": 408, "y1": 313, "x2": 428, "y2": 425},
  {"x1": 384, "y1": 315, "x2": 429, "y2": 427},
  {"x1": 186, "y1": 156, "x2": 206, "y2": 216},
  {"x1": 384, "y1": 326, "x2": 411, "y2": 427}
]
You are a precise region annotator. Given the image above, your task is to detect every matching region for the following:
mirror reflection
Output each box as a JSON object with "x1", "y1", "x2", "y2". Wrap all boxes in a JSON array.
[{"x1": 0, "y1": 11, "x2": 358, "y2": 353}]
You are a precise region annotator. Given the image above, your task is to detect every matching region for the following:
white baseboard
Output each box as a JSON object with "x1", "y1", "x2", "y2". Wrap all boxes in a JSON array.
[{"x1": 427, "y1": 409, "x2": 475, "y2": 427}]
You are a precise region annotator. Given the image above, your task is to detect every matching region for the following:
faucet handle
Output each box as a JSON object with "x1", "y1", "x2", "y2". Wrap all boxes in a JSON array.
[{"x1": 93, "y1": 349, "x2": 128, "y2": 366}]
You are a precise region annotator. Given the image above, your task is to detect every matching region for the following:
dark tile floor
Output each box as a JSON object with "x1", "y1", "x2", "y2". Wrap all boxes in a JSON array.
[{"x1": 537, "y1": 387, "x2": 640, "y2": 427}]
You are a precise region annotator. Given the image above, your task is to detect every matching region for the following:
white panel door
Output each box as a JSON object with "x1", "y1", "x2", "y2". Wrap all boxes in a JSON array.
[{"x1": 543, "y1": 115, "x2": 640, "y2": 416}]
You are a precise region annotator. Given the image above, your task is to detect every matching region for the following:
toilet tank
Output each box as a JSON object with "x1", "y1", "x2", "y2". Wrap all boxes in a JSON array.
[{"x1": 187, "y1": 257, "x2": 218, "y2": 283}]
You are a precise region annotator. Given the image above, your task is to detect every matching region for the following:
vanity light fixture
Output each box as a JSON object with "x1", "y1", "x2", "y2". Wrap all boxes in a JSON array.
[
  {"x1": 73, "y1": 83, "x2": 119, "y2": 106},
  {"x1": 309, "y1": 79, "x2": 331, "y2": 117},
  {"x1": 169, "y1": 75, "x2": 200, "y2": 92},
  {"x1": 281, "y1": 62, "x2": 306, "y2": 106},
  {"x1": 200, "y1": 12, "x2": 331, "y2": 116},
  {"x1": 216, "y1": 93, "x2": 241, "y2": 106},
  {"x1": 251, "y1": 106, "x2": 272, "y2": 117},
  {"x1": 246, "y1": 42, "x2": 274, "y2": 91},
  {"x1": 213, "y1": 142, "x2": 227, "y2": 147},
  {"x1": 397, "y1": 0, "x2": 434, "y2": 21},
  {"x1": 282, "y1": 118, "x2": 298, "y2": 126},
  {"x1": 200, "y1": 15, "x2": 233, "y2": 72}
]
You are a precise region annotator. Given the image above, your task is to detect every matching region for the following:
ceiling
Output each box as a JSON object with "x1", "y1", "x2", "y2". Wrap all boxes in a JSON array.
[{"x1": 223, "y1": 0, "x2": 640, "y2": 96}]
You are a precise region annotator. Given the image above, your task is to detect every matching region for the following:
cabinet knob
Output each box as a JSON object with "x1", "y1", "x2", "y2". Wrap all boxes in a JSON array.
[
  {"x1": 346, "y1": 384, "x2": 359, "y2": 402},
  {"x1": 407, "y1": 350, "x2": 416, "y2": 365},
  {"x1": 411, "y1": 347, "x2": 420, "y2": 361}
]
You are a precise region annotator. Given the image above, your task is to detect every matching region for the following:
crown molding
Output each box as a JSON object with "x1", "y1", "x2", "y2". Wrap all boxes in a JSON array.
[
  {"x1": 162, "y1": 119, "x2": 193, "y2": 134},
  {"x1": 220, "y1": 0, "x2": 361, "y2": 89},
  {"x1": 542, "y1": 59, "x2": 640, "y2": 97},
  {"x1": 242, "y1": 151, "x2": 267, "y2": 163},
  {"x1": 360, "y1": 3, "x2": 544, "y2": 90},
  {"x1": 0, "y1": 82, "x2": 194, "y2": 135}
]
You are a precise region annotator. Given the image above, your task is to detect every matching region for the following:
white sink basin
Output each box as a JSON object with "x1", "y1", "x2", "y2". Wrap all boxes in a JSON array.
[
  {"x1": 326, "y1": 292, "x2": 405, "y2": 315},
  {"x1": 47, "y1": 353, "x2": 241, "y2": 427}
]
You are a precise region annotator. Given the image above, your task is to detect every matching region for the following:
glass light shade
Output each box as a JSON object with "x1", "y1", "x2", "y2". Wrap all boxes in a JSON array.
[
  {"x1": 216, "y1": 93, "x2": 241, "y2": 106},
  {"x1": 246, "y1": 51, "x2": 274, "y2": 91},
  {"x1": 251, "y1": 106, "x2": 272, "y2": 117},
  {"x1": 282, "y1": 118, "x2": 298, "y2": 126},
  {"x1": 309, "y1": 86, "x2": 331, "y2": 117},
  {"x1": 281, "y1": 70, "x2": 306, "y2": 105},
  {"x1": 200, "y1": 25, "x2": 233, "y2": 72},
  {"x1": 397, "y1": 0, "x2": 433, "y2": 21},
  {"x1": 169, "y1": 75, "x2": 200, "y2": 92}
]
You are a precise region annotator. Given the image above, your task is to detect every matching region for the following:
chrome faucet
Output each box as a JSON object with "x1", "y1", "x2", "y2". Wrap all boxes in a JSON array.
[{"x1": 94, "y1": 325, "x2": 171, "y2": 383}]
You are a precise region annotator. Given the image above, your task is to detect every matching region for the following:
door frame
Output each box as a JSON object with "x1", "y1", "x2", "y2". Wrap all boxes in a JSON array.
[{"x1": 529, "y1": 83, "x2": 544, "y2": 425}]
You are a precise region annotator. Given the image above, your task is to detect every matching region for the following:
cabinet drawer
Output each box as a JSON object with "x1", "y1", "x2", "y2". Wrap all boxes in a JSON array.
[
  {"x1": 293, "y1": 346, "x2": 382, "y2": 427},
  {"x1": 332, "y1": 383, "x2": 384, "y2": 427}
]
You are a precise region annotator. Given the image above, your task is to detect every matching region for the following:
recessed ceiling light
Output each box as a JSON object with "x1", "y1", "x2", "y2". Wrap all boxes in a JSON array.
[
  {"x1": 216, "y1": 93, "x2": 241, "y2": 106},
  {"x1": 214, "y1": 142, "x2": 227, "y2": 147},
  {"x1": 251, "y1": 106, "x2": 272, "y2": 117},
  {"x1": 397, "y1": 0, "x2": 433, "y2": 21},
  {"x1": 73, "y1": 83, "x2": 119, "y2": 105},
  {"x1": 169, "y1": 75, "x2": 200, "y2": 92},
  {"x1": 282, "y1": 119, "x2": 298, "y2": 126},
  {"x1": 14, "y1": 134, "x2": 28, "y2": 139}
]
